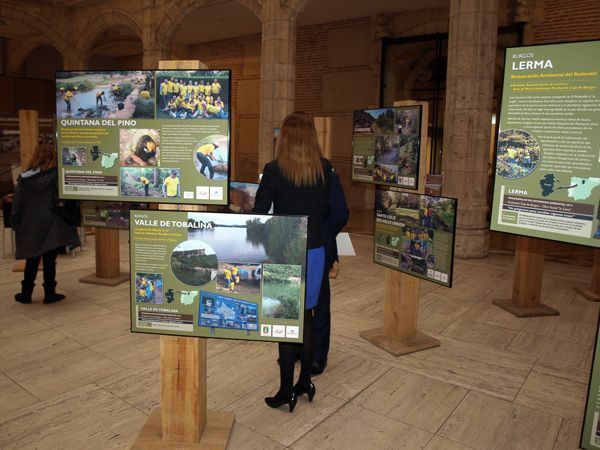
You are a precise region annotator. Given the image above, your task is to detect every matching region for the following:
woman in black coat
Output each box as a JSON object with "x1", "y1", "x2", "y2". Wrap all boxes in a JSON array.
[
  {"x1": 11, "y1": 143, "x2": 81, "y2": 304},
  {"x1": 254, "y1": 111, "x2": 332, "y2": 412}
]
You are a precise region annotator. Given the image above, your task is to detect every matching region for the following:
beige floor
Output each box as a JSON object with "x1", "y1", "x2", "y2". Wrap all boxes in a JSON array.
[{"x1": 0, "y1": 230, "x2": 596, "y2": 449}]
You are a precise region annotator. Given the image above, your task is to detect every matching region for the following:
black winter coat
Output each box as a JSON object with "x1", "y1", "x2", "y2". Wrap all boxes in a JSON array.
[
  {"x1": 10, "y1": 168, "x2": 80, "y2": 259},
  {"x1": 254, "y1": 158, "x2": 332, "y2": 249}
]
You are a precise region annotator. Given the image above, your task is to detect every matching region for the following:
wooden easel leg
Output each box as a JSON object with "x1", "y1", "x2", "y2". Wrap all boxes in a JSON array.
[
  {"x1": 492, "y1": 236, "x2": 559, "y2": 317},
  {"x1": 574, "y1": 248, "x2": 600, "y2": 302},
  {"x1": 132, "y1": 337, "x2": 233, "y2": 449},
  {"x1": 360, "y1": 269, "x2": 440, "y2": 356}
]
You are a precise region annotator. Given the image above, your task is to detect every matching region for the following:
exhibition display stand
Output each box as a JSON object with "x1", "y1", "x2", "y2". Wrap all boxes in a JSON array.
[
  {"x1": 13, "y1": 109, "x2": 40, "y2": 272},
  {"x1": 574, "y1": 249, "x2": 600, "y2": 302},
  {"x1": 492, "y1": 236, "x2": 559, "y2": 317},
  {"x1": 359, "y1": 100, "x2": 441, "y2": 356},
  {"x1": 132, "y1": 59, "x2": 233, "y2": 449},
  {"x1": 78, "y1": 228, "x2": 129, "y2": 286}
]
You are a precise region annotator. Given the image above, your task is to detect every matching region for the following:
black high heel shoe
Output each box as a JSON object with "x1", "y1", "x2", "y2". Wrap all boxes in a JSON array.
[
  {"x1": 264, "y1": 391, "x2": 297, "y2": 412},
  {"x1": 294, "y1": 382, "x2": 316, "y2": 402}
]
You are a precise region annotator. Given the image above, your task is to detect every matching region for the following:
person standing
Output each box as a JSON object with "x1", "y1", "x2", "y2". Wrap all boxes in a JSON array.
[
  {"x1": 11, "y1": 143, "x2": 81, "y2": 304},
  {"x1": 62, "y1": 88, "x2": 74, "y2": 114},
  {"x1": 163, "y1": 170, "x2": 180, "y2": 198},
  {"x1": 139, "y1": 176, "x2": 150, "y2": 196},
  {"x1": 312, "y1": 169, "x2": 348, "y2": 375},
  {"x1": 254, "y1": 111, "x2": 332, "y2": 412},
  {"x1": 196, "y1": 142, "x2": 218, "y2": 179}
]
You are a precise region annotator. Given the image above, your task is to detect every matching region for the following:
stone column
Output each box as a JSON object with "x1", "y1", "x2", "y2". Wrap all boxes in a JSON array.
[
  {"x1": 441, "y1": 0, "x2": 498, "y2": 258},
  {"x1": 142, "y1": 5, "x2": 164, "y2": 69},
  {"x1": 257, "y1": 0, "x2": 298, "y2": 171}
]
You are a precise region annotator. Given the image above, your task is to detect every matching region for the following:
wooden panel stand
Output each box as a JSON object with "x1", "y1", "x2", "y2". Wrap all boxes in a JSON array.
[
  {"x1": 79, "y1": 228, "x2": 128, "y2": 286},
  {"x1": 360, "y1": 100, "x2": 438, "y2": 356},
  {"x1": 574, "y1": 248, "x2": 600, "y2": 302},
  {"x1": 132, "y1": 59, "x2": 233, "y2": 449},
  {"x1": 13, "y1": 110, "x2": 39, "y2": 272},
  {"x1": 132, "y1": 337, "x2": 233, "y2": 449},
  {"x1": 360, "y1": 269, "x2": 440, "y2": 356},
  {"x1": 492, "y1": 236, "x2": 559, "y2": 317}
]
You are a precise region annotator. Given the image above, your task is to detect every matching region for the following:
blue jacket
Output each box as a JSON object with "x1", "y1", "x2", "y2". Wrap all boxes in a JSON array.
[{"x1": 323, "y1": 171, "x2": 349, "y2": 271}]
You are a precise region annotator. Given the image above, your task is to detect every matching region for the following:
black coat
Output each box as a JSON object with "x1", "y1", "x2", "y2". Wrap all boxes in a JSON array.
[
  {"x1": 254, "y1": 158, "x2": 332, "y2": 249},
  {"x1": 10, "y1": 168, "x2": 80, "y2": 259}
]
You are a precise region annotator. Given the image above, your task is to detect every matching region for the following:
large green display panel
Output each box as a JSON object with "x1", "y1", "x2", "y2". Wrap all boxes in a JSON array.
[
  {"x1": 130, "y1": 210, "x2": 308, "y2": 343},
  {"x1": 582, "y1": 315, "x2": 600, "y2": 449},
  {"x1": 56, "y1": 70, "x2": 230, "y2": 205},
  {"x1": 491, "y1": 41, "x2": 600, "y2": 247},
  {"x1": 374, "y1": 186, "x2": 457, "y2": 287}
]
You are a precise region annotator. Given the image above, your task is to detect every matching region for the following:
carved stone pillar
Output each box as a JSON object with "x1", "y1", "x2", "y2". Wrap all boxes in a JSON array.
[{"x1": 441, "y1": 0, "x2": 498, "y2": 258}]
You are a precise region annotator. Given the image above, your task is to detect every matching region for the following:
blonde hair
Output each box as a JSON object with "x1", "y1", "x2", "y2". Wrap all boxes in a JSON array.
[
  {"x1": 276, "y1": 111, "x2": 324, "y2": 186},
  {"x1": 24, "y1": 142, "x2": 57, "y2": 172}
]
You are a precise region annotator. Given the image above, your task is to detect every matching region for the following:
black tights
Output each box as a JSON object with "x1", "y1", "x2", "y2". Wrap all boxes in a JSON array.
[
  {"x1": 276, "y1": 309, "x2": 314, "y2": 397},
  {"x1": 23, "y1": 248, "x2": 60, "y2": 286}
]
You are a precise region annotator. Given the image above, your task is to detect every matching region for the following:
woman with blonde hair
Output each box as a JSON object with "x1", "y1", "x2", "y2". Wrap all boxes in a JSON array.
[
  {"x1": 254, "y1": 111, "x2": 333, "y2": 412},
  {"x1": 11, "y1": 142, "x2": 80, "y2": 304}
]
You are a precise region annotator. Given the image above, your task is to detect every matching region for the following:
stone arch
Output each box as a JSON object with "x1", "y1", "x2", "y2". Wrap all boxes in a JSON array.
[
  {"x1": 76, "y1": 9, "x2": 143, "y2": 68},
  {"x1": 1, "y1": 3, "x2": 70, "y2": 74},
  {"x1": 156, "y1": 0, "x2": 262, "y2": 58}
]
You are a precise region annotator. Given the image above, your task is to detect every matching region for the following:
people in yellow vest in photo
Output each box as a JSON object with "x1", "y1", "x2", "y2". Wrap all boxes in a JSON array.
[
  {"x1": 204, "y1": 82, "x2": 212, "y2": 97},
  {"x1": 173, "y1": 79, "x2": 180, "y2": 95},
  {"x1": 160, "y1": 80, "x2": 169, "y2": 110},
  {"x1": 96, "y1": 91, "x2": 106, "y2": 107},
  {"x1": 61, "y1": 88, "x2": 74, "y2": 113},
  {"x1": 211, "y1": 79, "x2": 221, "y2": 95},
  {"x1": 180, "y1": 82, "x2": 188, "y2": 99},
  {"x1": 196, "y1": 142, "x2": 218, "y2": 179},
  {"x1": 168, "y1": 95, "x2": 179, "y2": 118},
  {"x1": 139, "y1": 176, "x2": 150, "y2": 196},
  {"x1": 167, "y1": 78, "x2": 175, "y2": 95},
  {"x1": 163, "y1": 171, "x2": 180, "y2": 198},
  {"x1": 192, "y1": 81, "x2": 200, "y2": 97}
]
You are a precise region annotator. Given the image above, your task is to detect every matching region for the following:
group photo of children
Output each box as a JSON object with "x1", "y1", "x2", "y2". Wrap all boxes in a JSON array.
[{"x1": 155, "y1": 70, "x2": 229, "y2": 120}]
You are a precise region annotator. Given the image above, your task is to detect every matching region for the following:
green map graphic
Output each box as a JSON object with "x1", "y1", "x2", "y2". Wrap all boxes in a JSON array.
[
  {"x1": 568, "y1": 177, "x2": 600, "y2": 201},
  {"x1": 539, "y1": 174, "x2": 557, "y2": 197},
  {"x1": 179, "y1": 291, "x2": 198, "y2": 305},
  {"x1": 101, "y1": 153, "x2": 118, "y2": 169}
]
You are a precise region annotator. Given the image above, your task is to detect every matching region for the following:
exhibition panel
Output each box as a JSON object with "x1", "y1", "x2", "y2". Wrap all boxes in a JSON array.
[
  {"x1": 56, "y1": 70, "x2": 231, "y2": 205},
  {"x1": 351, "y1": 105, "x2": 422, "y2": 189},
  {"x1": 130, "y1": 210, "x2": 308, "y2": 343},
  {"x1": 491, "y1": 40, "x2": 600, "y2": 248},
  {"x1": 82, "y1": 201, "x2": 147, "y2": 229},
  {"x1": 374, "y1": 187, "x2": 457, "y2": 287}
]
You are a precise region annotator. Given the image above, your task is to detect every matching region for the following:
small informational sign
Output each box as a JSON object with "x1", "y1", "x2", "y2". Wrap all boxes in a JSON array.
[
  {"x1": 56, "y1": 70, "x2": 231, "y2": 205},
  {"x1": 374, "y1": 186, "x2": 457, "y2": 287},
  {"x1": 130, "y1": 210, "x2": 308, "y2": 343},
  {"x1": 352, "y1": 105, "x2": 422, "y2": 189}
]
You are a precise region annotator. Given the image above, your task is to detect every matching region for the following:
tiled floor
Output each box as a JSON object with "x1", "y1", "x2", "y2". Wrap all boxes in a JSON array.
[{"x1": 0, "y1": 231, "x2": 595, "y2": 449}]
